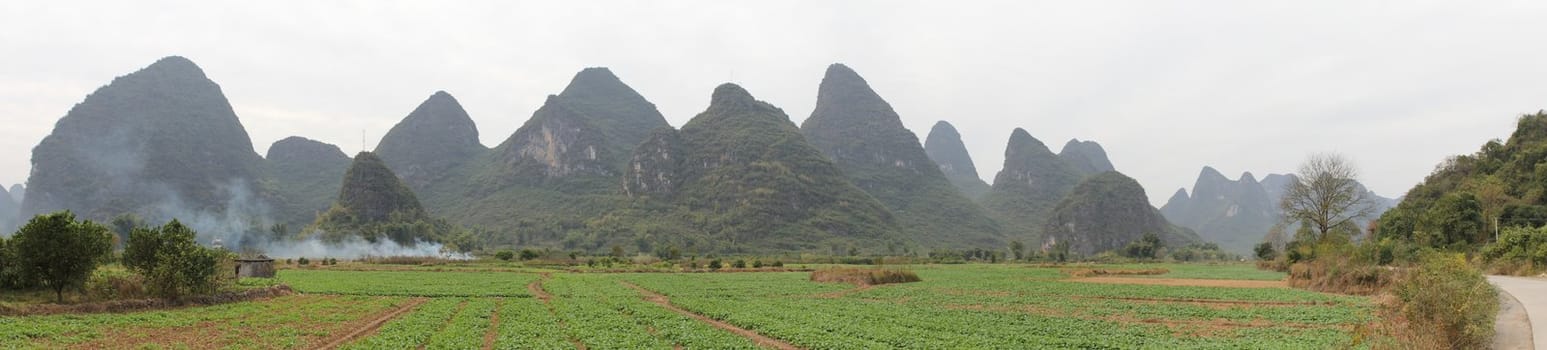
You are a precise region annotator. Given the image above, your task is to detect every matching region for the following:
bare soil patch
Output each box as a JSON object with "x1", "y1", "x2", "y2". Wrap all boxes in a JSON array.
[
  {"x1": 1073, "y1": 276, "x2": 1286, "y2": 289},
  {"x1": 622, "y1": 281, "x2": 800, "y2": 350},
  {"x1": 317, "y1": 297, "x2": 429, "y2": 350},
  {"x1": 482, "y1": 298, "x2": 503, "y2": 350}
]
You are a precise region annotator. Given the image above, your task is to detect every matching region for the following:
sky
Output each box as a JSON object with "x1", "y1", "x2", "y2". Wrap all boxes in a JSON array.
[{"x1": 2, "y1": 1, "x2": 1546, "y2": 206}]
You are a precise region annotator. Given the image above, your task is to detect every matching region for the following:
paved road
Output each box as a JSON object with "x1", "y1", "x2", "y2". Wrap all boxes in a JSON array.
[{"x1": 1490, "y1": 275, "x2": 1546, "y2": 350}]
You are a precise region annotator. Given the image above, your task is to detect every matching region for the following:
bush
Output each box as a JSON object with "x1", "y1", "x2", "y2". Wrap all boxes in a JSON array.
[
  {"x1": 772, "y1": 261, "x2": 784, "y2": 268},
  {"x1": 1393, "y1": 253, "x2": 1498, "y2": 349},
  {"x1": 519, "y1": 249, "x2": 541, "y2": 261},
  {"x1": 752, "y1": 260, "x2": 764, "y2": 268},
  {"x1": 125, "y1": 220, "x2": 231, "y2": 299},
  {"x1": 297, "y1": 257, "x2": 311, "y2": 266},
  {"x1": 708, "y1": 259, "x2": 722, "y2": 271},
  {"x1": 85, "y1": 267, "x2": 147, "y2": 301},
  {"x1": 495, "y1": 250, "x2": 515, "y2": 261},
  {"x1": 1481, "y1": 226, "x2": 1547, "y2": 275},
  {"x1": 732, "y1": 259, "x2": 747, "y2": 269}
]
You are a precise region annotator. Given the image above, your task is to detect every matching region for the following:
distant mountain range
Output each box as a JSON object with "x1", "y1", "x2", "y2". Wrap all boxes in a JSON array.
[
  {"x1": 1161, "y1": 167, "x2": 1396, "y2": 254},
  {"x1": 7, "y1": 56, "x2": 1212, "y2": 256}
]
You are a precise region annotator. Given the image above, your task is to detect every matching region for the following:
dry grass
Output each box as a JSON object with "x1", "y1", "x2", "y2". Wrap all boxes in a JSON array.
[
  {"x1": 810, "y1": 268, "x2": 921, "y2": 286},
  {"x1": 0, "y1": 285, "x2": 294, "y2": 316},
  {"x1": 1286, "y1": 260, "x2": 1394, "y2": 295}
]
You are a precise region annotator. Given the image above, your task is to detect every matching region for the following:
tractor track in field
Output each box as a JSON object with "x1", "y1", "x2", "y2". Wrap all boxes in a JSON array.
[
  {"x1": 621, "y1": 281, "x2": 801, "y2": 350},
  {"x1": 317, "y1": 297, "x2": 429, "y2": 350},
  {"x1": 482, "y1": 298, "x2": 502, "y2": 350},
  {"x1": 529, "y1": 273, "x2": 588, "y2": 350}
]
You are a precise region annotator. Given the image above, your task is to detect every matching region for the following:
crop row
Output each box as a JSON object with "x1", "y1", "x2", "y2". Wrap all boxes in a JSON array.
[
  {"x1": 0, "y1": 295, "x2": 404, "y2": 349},
  {"x1": 544, "y1": 274, "x2": 761, "y2": 349},
  {"x1": 279, "y1": 270, "x2": 540, "y2": 297}
]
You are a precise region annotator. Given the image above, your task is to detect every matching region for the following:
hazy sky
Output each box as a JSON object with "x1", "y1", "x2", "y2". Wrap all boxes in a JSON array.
[{"x1": 3, "y1": 1, "x2": 1546, "y2": 206}]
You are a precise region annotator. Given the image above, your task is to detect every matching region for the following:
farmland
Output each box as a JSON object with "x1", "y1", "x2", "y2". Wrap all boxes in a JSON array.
[{"x1": 0, "y1": 263, "x2": 1378, "y2": 349}]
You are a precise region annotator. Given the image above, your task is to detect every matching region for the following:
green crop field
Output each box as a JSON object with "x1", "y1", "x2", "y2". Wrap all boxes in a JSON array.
[{"x1": 0, "y1": 263, "x2": 1378, "y2": 349}]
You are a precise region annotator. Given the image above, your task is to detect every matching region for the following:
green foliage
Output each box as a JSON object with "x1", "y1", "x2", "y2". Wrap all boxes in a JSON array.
[
  {"x1": 1122, "y1": 233, "x2": 1164, "y2": 259},
  {"x1": 9, "y1": 211, "x2": 114, "y2": 302},
  {"x1": 125, "y1": 219, "x2": 231, "y2": 299},
  {"x1": 1254, "y1": 242, "x2": 1278, "y2": 261},
  {"x1": 494, "y1": 250, "x2": 514, "y2": 261},
  {"x1": 1380, "y1": 111, "x2": 1547, "y2": 250},
  {"x1": 708, "y1": 259, "x2": 722, "y2": 270},
  {"x1": 280, "y1": 270, "x2": 538, "y2": 297},
  {"x1": 1482, "y1": 226, "x2": 1547, "y2": 273},
  {"x1": 518, "y1": 249, "x2": 540, "y2": 261},
  {"x1": 1394, "y1": 253, "x2": 1498, "y2": 349}
]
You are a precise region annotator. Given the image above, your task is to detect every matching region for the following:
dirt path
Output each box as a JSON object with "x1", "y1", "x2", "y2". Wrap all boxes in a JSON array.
[
  {"x1": 1489, "y1": 275, "x2": 1544, "y2": 350},
  {"x1": 482, "y1": 298, "x2": 503, "y2": 350},
  {"x1": 621, "y1": 281, "x2": 800, "y2": 350},
  {"x1": 317, "y1": 297, "x2": 429, "y2": 350},
  {"x1": 529, "y1": 274, "x2": 586, "y2": 350},
  {"x1": 1071, "y1": 277, "x2": 1286, "y2": 289}
]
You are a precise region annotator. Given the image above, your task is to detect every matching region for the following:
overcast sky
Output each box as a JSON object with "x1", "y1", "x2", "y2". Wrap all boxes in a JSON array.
[{"x1": 3, "y1": 1, "x2": 1546, "y2": 206}]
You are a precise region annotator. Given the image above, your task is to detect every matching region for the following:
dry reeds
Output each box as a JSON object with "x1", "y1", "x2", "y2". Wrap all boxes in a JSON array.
[{"x1": 810, "y1": 268, "x2": 921, "y2": 286}]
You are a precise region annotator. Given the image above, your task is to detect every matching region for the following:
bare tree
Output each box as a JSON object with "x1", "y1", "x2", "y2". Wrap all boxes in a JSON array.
[{"x1": 1279, "y1": 153, "x2": 1377, "y2": 241}]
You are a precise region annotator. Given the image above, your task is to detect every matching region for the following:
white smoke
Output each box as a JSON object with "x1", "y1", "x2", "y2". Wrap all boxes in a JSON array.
[{"x1": 255, "y1": 235, "x2": 470, "y2": 260}]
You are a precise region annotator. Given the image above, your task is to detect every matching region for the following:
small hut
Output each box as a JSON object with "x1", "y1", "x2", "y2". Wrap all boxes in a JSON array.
[{"x1": 235, "y1": 255, "x2": 276, "y2": 278}]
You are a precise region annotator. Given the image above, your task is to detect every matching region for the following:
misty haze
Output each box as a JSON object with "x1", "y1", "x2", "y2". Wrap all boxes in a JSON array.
[{"x1": 1, "y1": 1, "x2": 1545, "y2": 349}]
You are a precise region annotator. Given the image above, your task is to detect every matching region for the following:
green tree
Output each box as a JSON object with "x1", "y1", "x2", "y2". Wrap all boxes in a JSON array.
[
  {"x1": 1009, "y1": 240, "x2": 1025, "y2": 261},
  {"x1": 1254, "y1": 242, "x2": 1278, "y2": 261},
  {"x1": 1417, "y1": 192, "x2": 1485, "y2": 247},
  {"x1": 519, "y1": 249, "x2": 541, "y2": 261},
  {"x1": 11, "y1": 211, "x2": 113, "y2": 302},
  {"x1": 125, "y1": 220, "x2": 228, "y2": 299},
  {"x1": 495, "y1": 250, "x2": 515, "y2": 261},
  {"x1": 110, "y1": 213, "x2": 145, "y2": 249},
  {"x1": 1122, "y1": 233, "x2": 1163, "y2": 259}
]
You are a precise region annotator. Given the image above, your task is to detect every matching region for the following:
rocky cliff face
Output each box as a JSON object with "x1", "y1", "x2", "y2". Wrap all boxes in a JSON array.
[
  {"x1": 924, "y1": 121, "x2": 992, "y2": 200},
  {"x1": 1058, "y1": 139, "x2": 1116, "y2": 176},
  {"x1": 375, "y1": 91, "x2": 484, "y2": 190},
  {"x1": 799, "y1": 64, "x2": 1003, "y2": 248},
  {"x1": 265, "y1": 136, "x2": 352, "y2": 230},
  {"x1": 1044, "y1": 172, "x2": 1199, "y2": 255},
  {"x1": 982, "y1": 128, "x2": 1085, "y2": 239},
  {"x1": 486, "y1": 68, "x2": 669, "y2": 185},
  {"x1": 22, "y1": 56, "x2": 265, "y2": 224},
  {"x1": 622, "y1": 128, "x2": 683, "y2": 198}
]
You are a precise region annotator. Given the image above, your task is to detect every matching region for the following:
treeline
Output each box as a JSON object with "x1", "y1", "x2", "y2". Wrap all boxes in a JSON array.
[{"x1": 0, "y1": 211, "x2": 234, "y2": 303}]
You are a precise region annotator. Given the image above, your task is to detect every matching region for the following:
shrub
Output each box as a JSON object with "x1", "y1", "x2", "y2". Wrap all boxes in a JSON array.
[
  {"x1": 519, "y1": 249, "x2": 541, "y2": 261},
  {"x1": 1481, "y1": 226, "x2": 1547, "y2": 275},
  {"x1": 125, "y1": 220, "x2": 231, "y2": 299},
  {"x1": 85, "y1": 267, "x2": 147, "y2": 300},
  {"x1": 297, "y1": 257, "x2": 311, "y2": 266},
  {"x1": 732, "y1": 259, "x2": 747, "y2": 269},
  {"x1": 495, "y1": 250, "x2": 515, "y2": 261},
  {"x1": 708, "y1": 259, "x2": 722, "y2": 271},
  {"x1": 772, "y1": 261, "x2": 784, "y2": 268},
  {"x1": 810, "y1": 268, "x2": 921, "y2": 286},
  {"x1": 752, "y1": 260, "x2": 764, "y2": 268},
  {"x1": 327, "y1": 258, "x2": 338, "y2": 266},
  {"x1": 1393, "y1": 253, "x2": 1497, "y2": 349}
]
